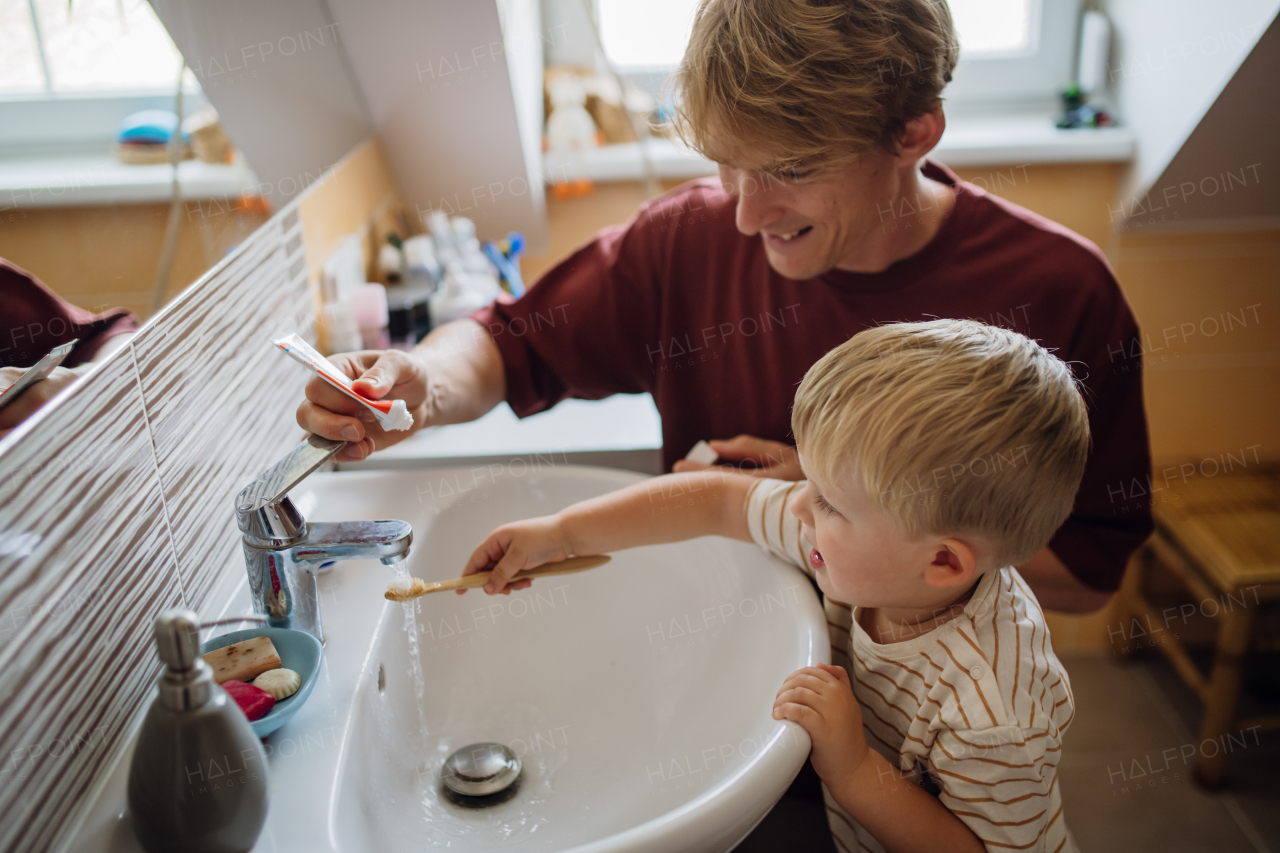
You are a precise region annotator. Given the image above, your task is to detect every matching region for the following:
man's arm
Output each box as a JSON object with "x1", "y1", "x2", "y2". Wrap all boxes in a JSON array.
[{"x1": 296, "y1": 318, "x2": 506, "y2": 461}]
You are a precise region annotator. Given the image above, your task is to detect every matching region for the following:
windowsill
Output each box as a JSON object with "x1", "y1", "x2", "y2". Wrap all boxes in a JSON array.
[
  {"x1": 542, "y1": 111, "x2": 1135, "y2": 183},
  {"x1": 933, "y1": 111, "x2": 1134, "y2": 166},
  {"x1": 0, "y1": 150, "x2": 259, "y2": 210}
]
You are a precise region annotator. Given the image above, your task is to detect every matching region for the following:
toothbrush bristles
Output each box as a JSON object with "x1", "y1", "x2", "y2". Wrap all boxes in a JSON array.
[{"x1": 384, "y1": 577, "x2": 432, "y2": 602}]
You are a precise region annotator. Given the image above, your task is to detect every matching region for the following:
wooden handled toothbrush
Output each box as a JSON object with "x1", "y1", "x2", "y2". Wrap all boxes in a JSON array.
[{"x1": 385, "y1": 554, "x2": 612, "y2": 602}]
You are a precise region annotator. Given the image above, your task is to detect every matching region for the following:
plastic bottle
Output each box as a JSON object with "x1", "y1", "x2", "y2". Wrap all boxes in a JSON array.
[
  {"x1": 321, "y1": 301, "x2": 362, "y2": 354},
  {"x1": 402, "y1": 234, "x2": 441, "y2": 289},
  {"x1": 430, "y1": 262, "x2": 493, "y2": 327},
  {"x1": 349, "y1": 283, "x2": 390, "y2": 350},
  {"x1": 377, "y1": 243, "x2": 404, "y2": 285},
  {"x1": 426, "y1": 211, "x2": 459, "y2": 267}
]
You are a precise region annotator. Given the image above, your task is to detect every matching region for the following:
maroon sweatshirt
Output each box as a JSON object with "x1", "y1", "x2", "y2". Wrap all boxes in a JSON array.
[
  {"x1": 473, "y1": 161, "x2": 1152, "y2": 591},
  {"x1": 1, "y1": 259, "x2": 138, "y2": 369}
]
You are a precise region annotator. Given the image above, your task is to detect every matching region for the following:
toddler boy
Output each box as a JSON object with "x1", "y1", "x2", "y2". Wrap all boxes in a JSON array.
[{"x1": 463, "y1": 319, "x2": 1087, "y2": 852}]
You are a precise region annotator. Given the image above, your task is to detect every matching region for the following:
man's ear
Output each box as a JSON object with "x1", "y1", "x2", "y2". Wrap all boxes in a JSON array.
[
  {"x1": 923, "y1": 537, "x2": 978, "y2": 590},
  {"x1": 895, "y1": 108, "x2": 946, "y2": 161}
]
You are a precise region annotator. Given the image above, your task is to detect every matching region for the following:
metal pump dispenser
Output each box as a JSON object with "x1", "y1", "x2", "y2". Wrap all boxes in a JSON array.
[{"x1": 127, "y1": 610, "x2": 268, "y2": 853}]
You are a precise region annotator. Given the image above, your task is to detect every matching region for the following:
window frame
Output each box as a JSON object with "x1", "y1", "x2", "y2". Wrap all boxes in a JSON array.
[
  {"x1": 593, "y1": 0, "x2": 1083, "y2": 111},
  {"x1": 942, "y1": 0, "x2": 1084, "y2": 111},
  {"x1": 0, "y1": 0, "x2": 203, "y2": 155}
]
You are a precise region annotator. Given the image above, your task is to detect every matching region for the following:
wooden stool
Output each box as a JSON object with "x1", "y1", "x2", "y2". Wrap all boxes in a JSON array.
[{"x1": 1115, "y1": 467, "x2": 1280, "y2": 788}]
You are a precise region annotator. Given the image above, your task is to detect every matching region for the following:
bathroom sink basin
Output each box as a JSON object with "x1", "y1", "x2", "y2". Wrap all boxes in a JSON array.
[
  {"x1": 66, "y1": 465, "x2": 826, "y2": 853},
  {"x1": 328, "y1": 466, "x2": 826, "y2": 852}
]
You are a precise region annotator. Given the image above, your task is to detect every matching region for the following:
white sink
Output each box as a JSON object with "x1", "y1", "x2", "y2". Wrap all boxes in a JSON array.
[{"x1": 66, "y1": 465, "x2": 827, "y2": 853}]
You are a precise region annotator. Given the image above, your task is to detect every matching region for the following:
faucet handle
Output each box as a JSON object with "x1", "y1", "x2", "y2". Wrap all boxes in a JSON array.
[{"x1": 236, "y1": 435, "x2": 344, "y2": 539}]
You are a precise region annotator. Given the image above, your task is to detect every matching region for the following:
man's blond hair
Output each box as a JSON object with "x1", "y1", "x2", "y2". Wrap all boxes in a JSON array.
[
  {"x1": 792, "y1": 320, "x2": 1090, "y2": 567},
  {"x1": 669, "y1": 0, "x2": 959, "y2": 170}
]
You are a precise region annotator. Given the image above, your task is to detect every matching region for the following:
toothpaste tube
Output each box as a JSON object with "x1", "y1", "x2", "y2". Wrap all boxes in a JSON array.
[{"x1": 272, "y1": 333, "x2": 414, "y2": 431}]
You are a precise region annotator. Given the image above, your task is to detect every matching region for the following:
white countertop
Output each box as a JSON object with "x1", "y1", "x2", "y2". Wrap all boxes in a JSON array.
[{"x1": 336, "y1": 393, "x2": 664, "y2": 475}]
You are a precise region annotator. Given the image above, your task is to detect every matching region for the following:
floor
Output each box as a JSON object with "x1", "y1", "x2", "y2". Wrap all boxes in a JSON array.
[{"x1": 737, "y1": 650, "x2": 1280, "y2": 852}]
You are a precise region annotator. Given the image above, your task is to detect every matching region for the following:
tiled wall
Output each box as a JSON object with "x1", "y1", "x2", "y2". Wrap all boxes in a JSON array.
[{"x1": 0, "y1": 201, "x2": 315, "y2": 852}]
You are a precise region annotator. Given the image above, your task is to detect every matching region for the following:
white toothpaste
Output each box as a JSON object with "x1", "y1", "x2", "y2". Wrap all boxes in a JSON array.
[{"x1": 272, "y1": 333, "x2": 414, "y2": 432}]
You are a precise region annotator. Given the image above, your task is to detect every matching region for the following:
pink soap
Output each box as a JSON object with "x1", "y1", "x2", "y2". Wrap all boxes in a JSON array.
[{"x1": 222, "y1": 679, "x2": 276, "y2": 721}]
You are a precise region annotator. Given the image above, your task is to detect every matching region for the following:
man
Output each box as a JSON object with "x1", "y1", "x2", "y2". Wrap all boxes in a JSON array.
[
  {"x1": 1, "y1": 259, "x2": 137, "y2": 438},
  {"x1": 298, "y1": 0, "x2": 1152, "y2": 614}
]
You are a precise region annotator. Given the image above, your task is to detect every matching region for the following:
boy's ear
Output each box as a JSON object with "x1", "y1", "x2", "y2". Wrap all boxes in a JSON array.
[{"x1": 923, "y1": 537, "x2": 978, "y2": 590}]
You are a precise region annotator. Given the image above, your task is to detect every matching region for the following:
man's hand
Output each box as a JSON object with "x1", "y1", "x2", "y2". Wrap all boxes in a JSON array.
[
  {"x1": 295, "y1": 349, "x2": 429, "y2": 461},
  {"x1": 672, "y1": 435, "x2": 804, "y2": 480},
  {"x1": 459, "y1": 515, "x2": 576, "y2": 595},
  {"x1": 773, "y1": 664, "x2": 869, "y2": 787},
  {"x1": 0, "y1": 365, "x2": 83, "y2": 438}
]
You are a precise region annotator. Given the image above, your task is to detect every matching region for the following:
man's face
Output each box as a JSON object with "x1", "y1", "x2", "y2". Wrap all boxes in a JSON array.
[{"x1": 715, "y1": 149, "x2": 900, "y2": 280}]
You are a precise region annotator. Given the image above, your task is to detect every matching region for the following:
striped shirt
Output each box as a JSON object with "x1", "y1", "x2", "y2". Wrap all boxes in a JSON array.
[{"x1": 745, "y1": 478, "x2": 1077, "y2": 853}]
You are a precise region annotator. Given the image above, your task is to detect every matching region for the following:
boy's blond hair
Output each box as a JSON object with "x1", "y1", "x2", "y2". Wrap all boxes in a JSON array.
[
  {"x1": 669, "y1": 0, "x2": 959, "y2": 170},
  {"x1": 792, "y1": 320, "x2": 1090, "y2": 567}
]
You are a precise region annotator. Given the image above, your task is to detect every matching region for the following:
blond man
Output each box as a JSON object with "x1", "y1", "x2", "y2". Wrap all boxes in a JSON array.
[
  {"x1": 300, "y1": 0, "x2": 1151, "y2": 614},
  {"x1": 463, "y1": 320, "x2": 1086, "y2": 852}
]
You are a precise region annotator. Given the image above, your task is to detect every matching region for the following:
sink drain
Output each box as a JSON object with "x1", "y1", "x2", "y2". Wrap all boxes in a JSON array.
[{"x1": 440, "y1": 742, "x2": 522, "y2": 807}]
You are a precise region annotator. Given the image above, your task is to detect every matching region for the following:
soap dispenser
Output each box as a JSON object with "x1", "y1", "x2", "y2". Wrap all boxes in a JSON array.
[{"x1": 127, "y1": 610, "x2": 268, "y2": 853}]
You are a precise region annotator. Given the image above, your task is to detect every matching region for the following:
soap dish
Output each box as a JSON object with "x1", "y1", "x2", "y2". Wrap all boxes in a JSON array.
[{"x1": 201, "y1": 626, "x2": 323, "y2": 738}]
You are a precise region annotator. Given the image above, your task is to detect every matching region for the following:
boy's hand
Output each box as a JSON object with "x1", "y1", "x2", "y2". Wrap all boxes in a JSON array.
[
  {"x1": 772, "y1": 664, "x2": 870, "y2": 788},
  {"x1": 460, "y1": 515, "x2": 573, "y2": 595}
]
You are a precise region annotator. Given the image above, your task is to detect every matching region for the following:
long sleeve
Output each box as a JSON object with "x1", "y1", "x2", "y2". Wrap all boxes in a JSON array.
[
  {"x1": 0, "y1": 259, "x2": 137, "y2": 369},
  {"x1": 469, "y1": 203, "x2": 668, "y2": 416}
]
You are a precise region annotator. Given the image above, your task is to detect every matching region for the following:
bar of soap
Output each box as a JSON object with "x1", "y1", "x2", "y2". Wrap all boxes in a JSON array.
[
  {"x1": 202, "y1": 636, "x2": 282, "y2": 684},
  {"x1": 222, "y1": 679, "x2": 275, "y2": 721},
  {"x1": 253, "y1": 668, "x2": 302, "y2": 700}
]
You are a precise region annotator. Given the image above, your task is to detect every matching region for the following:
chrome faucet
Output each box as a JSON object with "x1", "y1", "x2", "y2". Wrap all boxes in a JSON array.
[{"x1": 235, "y1": 435, "x2": 412, "y2": 644}]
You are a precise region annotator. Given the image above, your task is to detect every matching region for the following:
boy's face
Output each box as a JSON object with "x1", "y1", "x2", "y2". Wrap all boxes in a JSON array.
[{"x1": 789, "y1": 462, "x2": 959, "y2": 609}]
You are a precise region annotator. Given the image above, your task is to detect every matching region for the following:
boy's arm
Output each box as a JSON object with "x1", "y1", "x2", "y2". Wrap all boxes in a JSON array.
[
  {"x1": 462, "y1": 469, "x2": 757, "y2": 593},
  {"x1": 829, "y1": 747, "x2": 985, "y2": 853},
  {"x1": 775, "y1": 665, "x2": 985, "y2": 853},
  {"x1": 559, "y1": 469, "x2": 756, "y2": 554}
]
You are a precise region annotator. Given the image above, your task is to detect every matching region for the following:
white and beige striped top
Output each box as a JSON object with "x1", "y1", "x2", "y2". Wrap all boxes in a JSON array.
[{"x1": 745, "y1": 478, "x2": 1077, "y2": 853}]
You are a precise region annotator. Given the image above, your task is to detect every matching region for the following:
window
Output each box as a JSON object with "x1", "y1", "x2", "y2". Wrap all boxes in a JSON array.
[
  {"x1": 1, "y1": 0, "x2": 191, "y2": 95},
  {"x1": 0, "y1": 0, "x2": 205, "y2": 155},
  {"x1": 949, "y1": 0, "x2": 1035, "y2": 55},
  {"x1": 595, "y1": 0, "x2": 1079, "y2": 108},
  {"x1": 598, "y1": 0, "x2": 698, "y2": 70}
]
